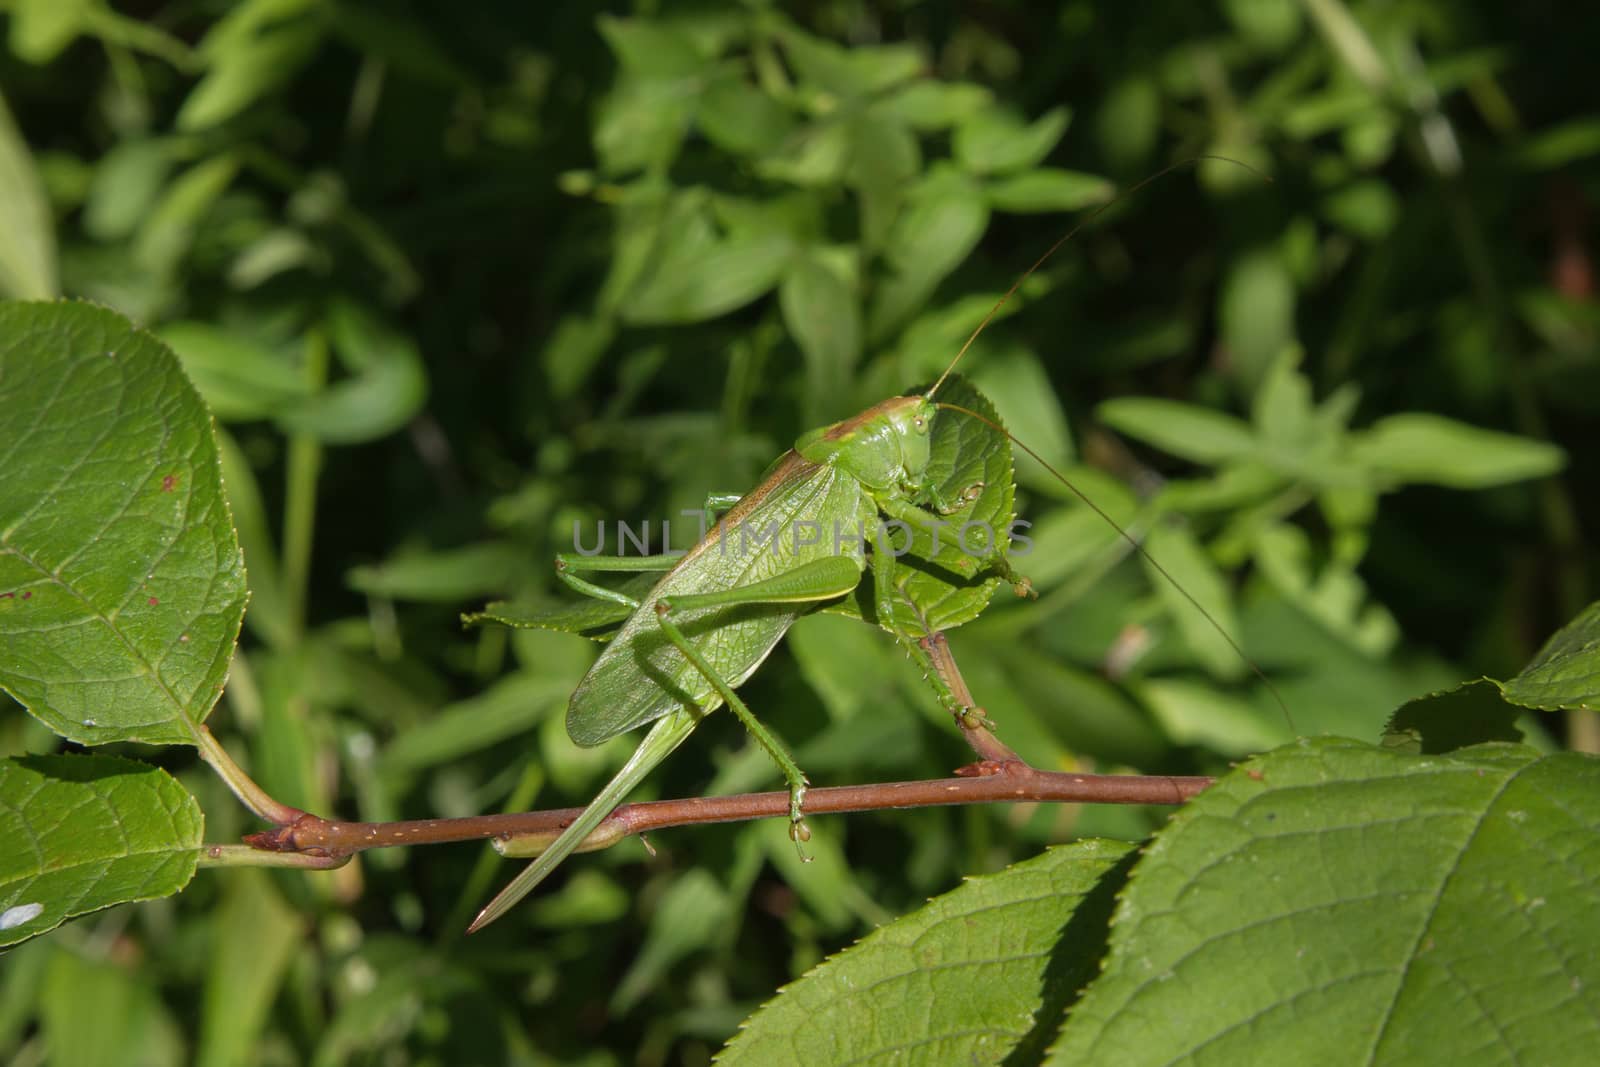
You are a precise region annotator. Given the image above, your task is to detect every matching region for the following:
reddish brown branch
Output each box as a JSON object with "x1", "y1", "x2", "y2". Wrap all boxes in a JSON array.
[{"x1": 244, "y1": 762, "x2": 1212, "y2": 860}]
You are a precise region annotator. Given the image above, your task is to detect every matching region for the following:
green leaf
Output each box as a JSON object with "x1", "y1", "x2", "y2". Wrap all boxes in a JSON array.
[
  {"x1": 877, "y1": 80, "x2": 993, "y2": 131},
  {"x1": 1094, "y1": 76, "x2": 1160, "y2": 170},
  {"x1": 598, "y1": 15, "x2": 706, "y2": 80},
  {"x1": 1047, "y1": 740, "x2": 1600, "y2": 1065},
  {"x1": 133, "y1": 154, "x2": 239, "y2": 282},
  {"x1": 1515, "y1": 117, "x2": 1600, "y2": 170},
  {"x1": 1384, "y1": 679, "x2": 1526, "y2": 754},
  {"x1": 777, "y1": 28, "x2": 921, "y2": 100},
  {"x1": 346, "y1": 542, "x2": 524, "y2": 602},
  {"x1": 84, "y1": 139, "x2": 175, "y2": 242},
  {"x1": 0, "y1": 92, "x2": 58, "y2": 300},
  {"x1": 158, "y1": 321, "x2": 310, "y2": 421},
  {"x1": 1501, "y1": 599, "x2": 1600, "y2": 711},
  {"x1": 7, "y1": 0, "x2": 93, "y2": 63},
  {"x1": 177, "y1": 0, "x2": 324, "y2": 130},
  {"x1": 1098, "y1": 397, "x2": 1256, "y2": 464},
  {"x1": 612, "y1": 869, "x2": 732, "y2": 1014},
  {"x1": 1350, "y1": 413, "x2": 1566, "y2": 489},
  {"x1": 780, "y1": 254, "x2": 861, "y2": 422},
  {"x1": 622, "y1": 232, "x2": 792, "y2": 326},
  {"x1": 1142, "y1": 522, "x2": 1245, "y2": 680},
  {"x1": 1220, "y1": 245, "x2": 1295, "y2": 389},
  {"x1": 697, "y1": 76, "x2": 796, "y2": 158},
  {"x1": 869, "y1": 168, "x2": 989, "y2": 340},
  {"x1": 275, "y1": 299, "x2": 429, "y2": 444},
  {"x1": 40, "y1": 943, "x2": 185, "y2": 1066},
  {"x1": 720, "y1": 840, "x2": 1136, "y2": 1066},
  {"x1": 1222, "y1": 0, "x2": 1303, "y2": 50},
  {"x1": 0, "y1": 755, "x2": 203, "y2": 947},
  {"x1": 0, "y1": 302, "x2": 247, "y2": 746},
  {"x1": 953, "y1": 106, "x2": 1071, "y2": 176},
  {"x1": 985, "y1": 168, "x2": 1113, "y2": 213},
  {"x1": 966, "y1": 343, "x2": 1075, "y2": 494},
  {"x1": 377, "y1": 673, "x2": 572, "y2": 776},
  {"x1": 196, "y1": 870, "x2": 301, "y2": 1067},
  {"x1": 1321, "y1": 177, "x2": 1400, "y2": 239}
]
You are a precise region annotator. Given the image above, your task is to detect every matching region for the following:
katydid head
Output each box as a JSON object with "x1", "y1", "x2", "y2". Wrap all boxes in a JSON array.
[{"x1": 795, "y1": 394, "x2": 936, "y2": 493}]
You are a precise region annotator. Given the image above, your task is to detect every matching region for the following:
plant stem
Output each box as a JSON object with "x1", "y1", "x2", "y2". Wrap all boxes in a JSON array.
[
  {"x1": 195, "y1": 725, "x2": 304, "y2": 825},
  {"x1": 282, "y1": 328, "x2": 328, "y2": 643},
  {"x1": 241, "y1": 764, "x2": 1212, "y2": 860}
]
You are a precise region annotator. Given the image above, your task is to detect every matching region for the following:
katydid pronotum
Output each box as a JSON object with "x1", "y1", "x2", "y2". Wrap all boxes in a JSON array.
[{"x1": 466, "y1": 163, "x2": 1283, "y2": 933}]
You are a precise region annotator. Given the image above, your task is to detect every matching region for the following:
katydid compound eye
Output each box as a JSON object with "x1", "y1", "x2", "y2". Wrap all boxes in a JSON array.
[{"x1": 913, "y1": 415, "x2": 927, "y2": 431}]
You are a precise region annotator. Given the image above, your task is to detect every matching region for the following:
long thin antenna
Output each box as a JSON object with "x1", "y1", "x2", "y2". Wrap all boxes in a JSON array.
[
  {"x1": 935, "y1": 400, "x2": 1297, "y2": 734},
  {"x1": 925, "y1": 155, "x2": 1271, "y2": 401}
]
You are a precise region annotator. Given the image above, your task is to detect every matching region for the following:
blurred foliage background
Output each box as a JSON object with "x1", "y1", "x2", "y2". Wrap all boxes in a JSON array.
[{"x1": 1, "y1": 1, "x2": 1596, "y2": 1064}]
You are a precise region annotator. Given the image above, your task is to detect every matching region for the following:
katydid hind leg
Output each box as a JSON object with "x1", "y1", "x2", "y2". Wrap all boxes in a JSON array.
[
  {"x1": 645, "y1": 557, "x2": 867, "y2": 855},
  {"x1": 651, "y1": 603, "x2": 813, "y2": 852},
  {"x1": 467, "y1": 709, "x2": 701, "y2": 933}
]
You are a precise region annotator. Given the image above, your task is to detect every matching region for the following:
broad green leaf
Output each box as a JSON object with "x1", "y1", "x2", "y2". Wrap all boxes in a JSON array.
[
  {"x1": 1351, "y1": 413, "x2": 1566, "y2": 489},
  {"x1": 41, "y1": 943, "x2": 185, "y2": 1066},
  {"x1": 985, "y1": 168, "x2": 1113, "y2": 213},
  {"x1": 622, "y1": 232, "x2": 792, "y2": 325},
  {"x1": 595, "y1": 77, "x2": 694, "y2": 175},
  {"x1": 966, "y1": 342, "x2": 1075, "y2": 494},
  {"x1": 0, "y1": 754, "x2": 203, "y2": 947},
  {"x1": 158, "y1": 321, "x2": 310, "y2": 421},
  {"x1": 275, "y1": 299, "x2": 428, "y2": 444},
  {"x1": 7, "y1": 0, "x2": 92, "y2": 63},
  {"x1": 720, "y1": 839, "x2": 1136, "y2": 1066},
  {"x1": 0, "y1": 302, "x2": 247, "y2": 746},
  {"x1": 1222, "y1": 0, "x2": 1303, "y2": 50},
  {"x1": 1142, "y1": 522, "x2": 1245, "y2": 680},
  {"x1": 697, "y1": 76, "x2": 796, "y2": 158},
  {"x1": 177, "y1": 0, "x2": 324, "y2": 130},
  {"x1": 598, "y1": 15, "x2": 706, "y2": 80},
  {"x1": 1137, "y1": 676, "x2": 1288, "y2": 754},
  {"x1": 780, "y1": 253, "x2": 861, "y2": 422},
  {"x1": 1094, "y1": 76, "x2": 1160, "y2": 171},
  {"x1": 216, "y1": 429, "x2": 292, "y2": 649},
  {"x1": 346, "y1": 541, "x2": 524, "y2": 602},
  {"x1": 953, "y1": 106, "x2": 1071, "y2": 176},
  {"x1": 196, "y1": 870, "x2": 301, "y2": 1067},
  {"x1": 1501, "y1": 598, "x2": 1600, "y2": 711},
  {"x1": 84, "y1": 139, "x2": 175, "y2": 241},
  {"x1": 612, "y1": 869, "x2": 732, "y2": 1013},
  {"x1": 1047, "y1": 740, "x2": 1600, "y2": 1065},
  {"x1": 1322, "y1": 177, "x2": 1400, "y2": 239},
  {"x1": 1515, "y1": 117, "x2": 1600, "y2": 170},
  {"x1": 869, "y1": 168, "x2": 989, "y2": 341},
  {"x1": 1220, "y1": 245, "x2": 1295, "y2": 389},
  {"x1": 133, "y1": 155, "x2": 239, "y2": 282},
  {"x1": 1098, "y1": 397, "x2": 1256, "y2": 464},
  {"x1": 777, "y1": 27, "x2": 921, "y2": 100},
  {"x1": 377, "y1": 673, "x2": 571, "y2": 775},
  {"x1": 0, "y1": 93, "x2": 58, "y2": 300},
  {"x1": 877, "y1": 80, "x2": 993, "y2": 131},
  {"x1": 1384, "y1": 679, "x2": 1526, "y2": 754}
]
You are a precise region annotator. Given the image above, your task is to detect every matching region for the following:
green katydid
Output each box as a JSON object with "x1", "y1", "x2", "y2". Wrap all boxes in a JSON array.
[
  {"x1": 466, "y1": 374, "x2": 1025, "y2": 932},
  {"x1": 466, "y1": 162, "x2": 1281, "y2": 934}
]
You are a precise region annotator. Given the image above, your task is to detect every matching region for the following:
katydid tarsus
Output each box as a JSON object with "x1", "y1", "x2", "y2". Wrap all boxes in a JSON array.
[{"x1": 466, "y1": 160, "x2": 1286, "y2": 934}]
